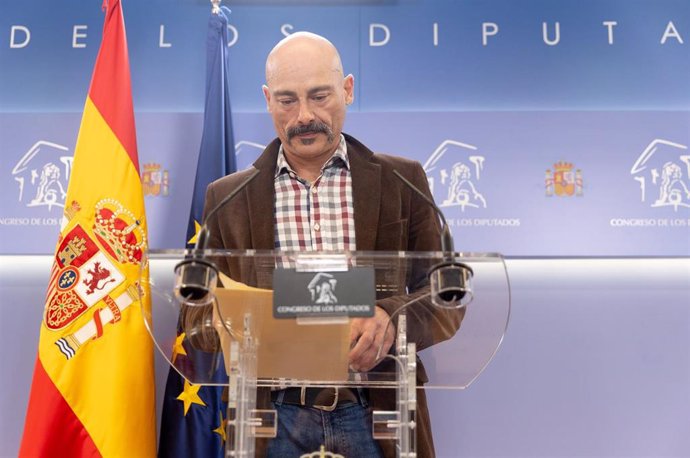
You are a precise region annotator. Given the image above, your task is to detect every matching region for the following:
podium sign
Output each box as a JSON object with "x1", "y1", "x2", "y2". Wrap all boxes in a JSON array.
[{"x1": 273, "y1": 266, "x2": 376, "y2": 319}]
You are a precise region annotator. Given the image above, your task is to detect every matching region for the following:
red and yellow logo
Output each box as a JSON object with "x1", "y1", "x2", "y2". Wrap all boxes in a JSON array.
[{"x1": 545, "y1": 161, "x2": 583, "y2": 197}]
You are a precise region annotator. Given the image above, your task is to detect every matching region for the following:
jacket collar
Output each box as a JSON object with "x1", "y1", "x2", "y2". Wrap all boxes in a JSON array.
[{"x1": 344, "y1": 134, "x2": 381, "y2": 251}]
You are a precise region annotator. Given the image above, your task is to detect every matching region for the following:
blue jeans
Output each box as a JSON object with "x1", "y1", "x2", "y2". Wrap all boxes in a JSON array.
[{"x1": 266, "y1": 396, "x2": 384, "y2": 458}]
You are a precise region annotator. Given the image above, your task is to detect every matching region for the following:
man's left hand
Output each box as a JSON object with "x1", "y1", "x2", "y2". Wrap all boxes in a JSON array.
[{"x1": 349, "y1": 306, "x2": 396, "y2": 372}]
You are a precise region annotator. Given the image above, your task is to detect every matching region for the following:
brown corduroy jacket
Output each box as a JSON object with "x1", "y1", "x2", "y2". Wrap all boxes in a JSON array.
[{"x1": 203, "y1": 133, "x2": 463, "y2": 458}]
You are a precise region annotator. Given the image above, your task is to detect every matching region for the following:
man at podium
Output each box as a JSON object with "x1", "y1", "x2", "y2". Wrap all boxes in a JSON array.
[{"x1": 202, "y1": 31, "x2": 461, "y2": 458}]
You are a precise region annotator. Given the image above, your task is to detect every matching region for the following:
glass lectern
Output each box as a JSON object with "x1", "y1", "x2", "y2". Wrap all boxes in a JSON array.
[{"x1": 142, "y1": 250, "x2": 510, "y2": 458}]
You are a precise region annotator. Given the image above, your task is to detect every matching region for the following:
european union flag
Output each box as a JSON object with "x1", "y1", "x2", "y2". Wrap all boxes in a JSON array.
[
  {"x1": 158, "y1": 347, "x2": 229, "y2": 457},
  {"x1": 185, "y1": 5, "x2": 237, "y2": 247},
  {"x1": 159, "y1": 7, "x2": 236, "y2": 458}
]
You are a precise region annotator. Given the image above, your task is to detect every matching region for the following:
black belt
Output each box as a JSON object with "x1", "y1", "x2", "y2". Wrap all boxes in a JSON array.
[{"x1": 271, "y1": 387, "x2": 364, "y2": 412}]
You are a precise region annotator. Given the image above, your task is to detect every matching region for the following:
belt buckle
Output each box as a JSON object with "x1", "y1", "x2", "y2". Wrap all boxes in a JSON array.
[{"x1": 302, "y1": 387, "x2": 339, "y2": 412}]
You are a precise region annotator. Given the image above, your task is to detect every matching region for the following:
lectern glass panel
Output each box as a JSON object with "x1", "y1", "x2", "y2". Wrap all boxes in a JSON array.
[{"x1": 141, "y1": 250, "x2": 509, "y2": 458}]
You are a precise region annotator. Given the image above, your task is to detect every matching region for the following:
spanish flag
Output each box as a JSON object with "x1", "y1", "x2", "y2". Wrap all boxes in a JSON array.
[{"x1": 19, "y1": 1, "x2": 156, "y2": 456}]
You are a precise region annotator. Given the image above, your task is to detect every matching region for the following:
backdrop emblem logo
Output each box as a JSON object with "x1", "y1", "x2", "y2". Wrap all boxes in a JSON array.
[
  {"x1": 423, "y1": 140, "x2": 487, "y2": 211},
  {"x1": 545, "y1": 161, "x2": 583, "y2": 197},
  {"x1": 11, "y1": 141, "x2": 73, "y2": 211},
  {"x1": 308, "y1": 273, "x2": 338, "y2": 305},
  {"x1": 141, "y1": 162, "x2": 169, "y2": 197},
  {"x1": 630, "y1": 139, "x2": 690, "y2": 211}
]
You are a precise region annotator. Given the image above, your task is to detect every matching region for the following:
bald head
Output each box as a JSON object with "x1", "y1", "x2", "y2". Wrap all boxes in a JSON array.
[{"x1": 265, "y1": 32, "x2": 344, "y2": 85}]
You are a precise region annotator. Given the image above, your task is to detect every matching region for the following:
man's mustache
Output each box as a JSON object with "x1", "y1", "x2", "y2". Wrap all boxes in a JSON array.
[{"x1": 287, "y1": 121, "x2": 333, "y2": 140}]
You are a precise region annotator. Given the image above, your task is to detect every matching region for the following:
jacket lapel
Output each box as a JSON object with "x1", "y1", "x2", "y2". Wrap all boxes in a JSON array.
[
  {"x1": 347, "y1": 136, "x2": 381, "y2": 251},
  {"x1": 246, "y1": 139, "x2": 280, "y2": 250}
]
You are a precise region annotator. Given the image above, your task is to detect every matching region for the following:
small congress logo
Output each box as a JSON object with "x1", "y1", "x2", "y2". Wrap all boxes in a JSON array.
[
  {"x1": 545, "y1": 161, "x2": 583, "y2": 197},
  {"x1": 630, "y1": 139, "x2": 690, "y2": 211},
  {"x1": 307, "y1": 272, "x2": 338, "y2": 305},
  {"x1": 141, "y1": 162, "x2": 169, "y2": 197},
  {"x1": 423, "y1": 140, "x2": 487, "y2": 211},
  {"x1": 11, "y1": 141, "x2": 73, "y2": 211}
]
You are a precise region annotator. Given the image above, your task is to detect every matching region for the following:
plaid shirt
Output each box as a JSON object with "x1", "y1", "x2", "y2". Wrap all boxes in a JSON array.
[{"x1": 274, "y1": 135, "x2": 356, "y2": 251}]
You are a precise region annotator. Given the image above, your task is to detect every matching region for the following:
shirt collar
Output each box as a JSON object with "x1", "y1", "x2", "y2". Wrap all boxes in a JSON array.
[{"x1": 275, "y1": 134, "x2": 349, "y2": 178}]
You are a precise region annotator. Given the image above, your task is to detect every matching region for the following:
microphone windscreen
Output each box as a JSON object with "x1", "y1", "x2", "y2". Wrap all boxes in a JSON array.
[{"x1": 174, "y1": 258, "x2": 219, "y2": 306}]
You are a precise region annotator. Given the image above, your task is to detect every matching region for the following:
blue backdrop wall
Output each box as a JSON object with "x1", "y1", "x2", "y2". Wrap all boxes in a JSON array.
[
  {"x1": 1, "y1": 0, "x2": 688, "y2": 256},
  {"x1": 1, "y1": 1, "x2": 689, "y2": 457}
]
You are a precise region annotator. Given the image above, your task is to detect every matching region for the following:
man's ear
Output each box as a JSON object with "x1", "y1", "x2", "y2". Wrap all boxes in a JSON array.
[
  {"x1": 343, "y1": 74, "x2": 355, "y2": 105},
  {"x1": 262, "y1": 84, "x2": 272, "y2": 111}
]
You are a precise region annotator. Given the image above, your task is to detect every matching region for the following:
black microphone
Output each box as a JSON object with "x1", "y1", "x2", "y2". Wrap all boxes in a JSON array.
[
  {"x1": 393, "y1": 169, "x2": 473, "y2": 309},
  {"x1": 174, "y1": 169, "x2": 260, "y2": 305}
]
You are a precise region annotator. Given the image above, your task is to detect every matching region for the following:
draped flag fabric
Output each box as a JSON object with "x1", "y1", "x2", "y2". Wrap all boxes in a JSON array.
[
  {"x1": 19, "y1": 1, "x2": 156, "y2": 456},
  {"x1": 186, "y1": 6, "x2": 237, "y2": 247},
  {"x1": 158, "y1": 7, "x2": 237, "y2": 457}
]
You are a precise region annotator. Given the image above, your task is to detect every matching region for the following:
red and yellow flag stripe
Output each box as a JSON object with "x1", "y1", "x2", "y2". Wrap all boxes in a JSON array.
[{"x1": 20, "y1": 1, "x2": 156, "y2": 456}]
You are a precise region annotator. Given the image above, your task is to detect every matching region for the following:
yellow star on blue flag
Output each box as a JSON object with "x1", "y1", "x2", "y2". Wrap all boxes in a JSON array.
[
  {"x1": 187, "y1": 220, "x2": 202, "y2": 245},
  {"x1": 177, "y1": 380, "x2": 206, "y2": 415}
]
